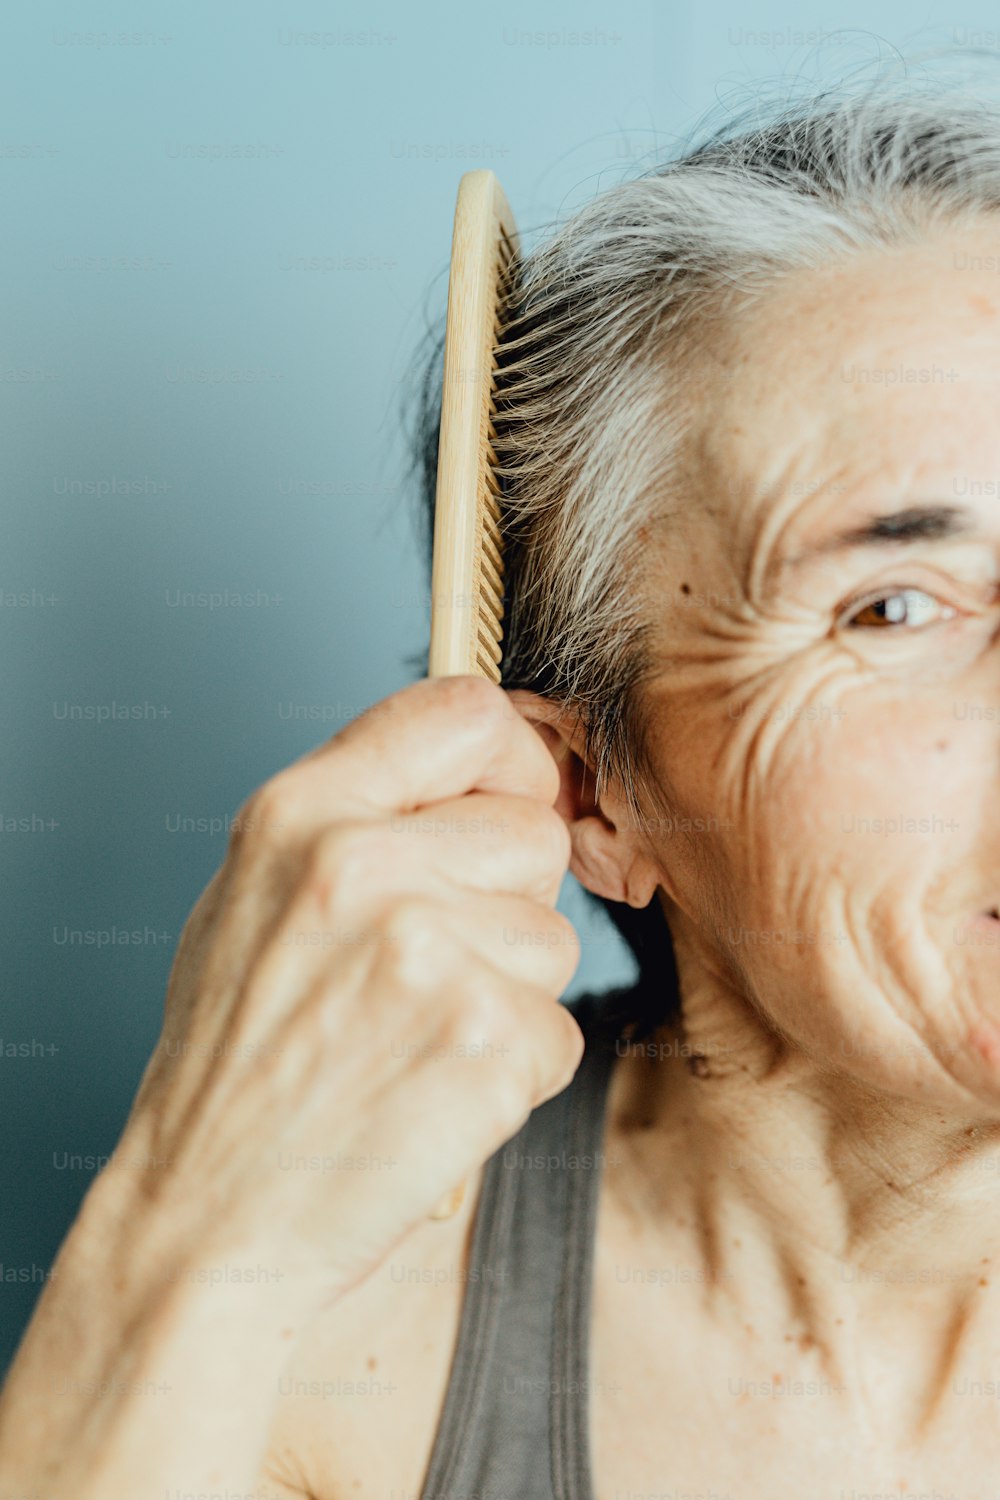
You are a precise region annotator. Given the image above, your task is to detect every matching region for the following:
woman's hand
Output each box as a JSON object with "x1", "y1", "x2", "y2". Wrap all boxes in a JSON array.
[
  {"x1": 0, "y1": 674, "x2": 585, "y2": 1500},
  {"x1": 112, "y1": 672, "x2": 584, "y2": 1307}
]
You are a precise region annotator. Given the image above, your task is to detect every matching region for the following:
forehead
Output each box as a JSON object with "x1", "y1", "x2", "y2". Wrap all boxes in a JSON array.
[{"x1": 685, "y1": 219, "x2": 1000, "y2": 573}]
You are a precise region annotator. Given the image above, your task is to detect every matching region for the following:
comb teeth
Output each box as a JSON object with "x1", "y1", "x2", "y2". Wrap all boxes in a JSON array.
[
  {"x1": 472, "y1": 213, "x2": 515, "y2": 686},
  {"x1": 479, "y1": 548, "x2": 504, "y2": 610},
  {"x1": 474, "y1": 501, "x2": 504, "y2": 682},
  {"x1": 481, "y1": 524, "x2": 503, "y2": 576}
]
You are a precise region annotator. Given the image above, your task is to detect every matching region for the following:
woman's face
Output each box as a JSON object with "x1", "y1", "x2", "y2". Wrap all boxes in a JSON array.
[{"x1": 635, "y1": 215, "x2": 1000, "y2": 1112}]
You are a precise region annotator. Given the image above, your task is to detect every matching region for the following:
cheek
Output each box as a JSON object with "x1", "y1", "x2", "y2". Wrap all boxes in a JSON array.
[
  {"x1": 644, "y1": 632, "x2": 991, "y2": 935},
  {"x1": 641, "y1": 614, "x2": 1000, "y2": 1102},
  {"x1": 713, "y1": 646, "x2": 982, "y2": 892},
  {"x1": 729, "y1": 667, "x2": 987, "y2": 969},
  {"x1": 648, "y1": 654, "x2": 991, "y2": 1062}
]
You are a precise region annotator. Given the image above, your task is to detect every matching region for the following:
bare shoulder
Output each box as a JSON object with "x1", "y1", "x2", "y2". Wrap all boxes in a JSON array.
[{"x1": 257, "y1": 1161, "x2": 489, "y2": 1500}]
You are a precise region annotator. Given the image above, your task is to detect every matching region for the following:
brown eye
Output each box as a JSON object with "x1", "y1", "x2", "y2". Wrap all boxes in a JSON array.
[{"x1": 844, "y1": 587, "x2": 954, "y2": 630}]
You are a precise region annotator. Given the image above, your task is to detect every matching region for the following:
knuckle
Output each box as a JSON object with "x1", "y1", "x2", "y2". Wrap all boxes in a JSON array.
[
  {"x1": 548, "y1": 911, "x2": 582, "y2": 971},
  {"x1": 486, "y1": 1055, "x2": 537, "y2": 1134},
  {"x1": 234, "y1": 773, "x2": 301, "y2": 847},
  {"x1": 509, "y1": 804, "x2": 569, "y2": 882},
  {"x1": 557, "y1": 1004, "x2": 586, "y2": 1077},
  {"x1": 554, "y1": 906, "x2": 581, "y2": 946},
  {"x1": 441, "y1": 981, "x2": 508, "y2": 1049},
  {"x1": 526, "y1": 803, "x2": 571, "y2": 873},
  {"x1": 437, "y1": 986, "x2": 532, "y2": 1130},
  {"x1": 375, "y1": 896, "x2": 447, "y2": 986},
  {"x1": 304, "y1": 822, "x2": 382, "y2": 915},
  {"x1": 557, "y1": 904, "x2": 582, "y2": 947},
  {"x1": 431, "y1": 672, "x2": 510, "y2": 720}
]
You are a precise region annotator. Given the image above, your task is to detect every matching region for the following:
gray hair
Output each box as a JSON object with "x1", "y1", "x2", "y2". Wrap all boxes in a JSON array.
[
  {"x1": 407, "y1": 55, "x2": 1000, "y2": 1031},
  {"x1": 489, "y1": 60, "x2": 1000, "y2": 816}
]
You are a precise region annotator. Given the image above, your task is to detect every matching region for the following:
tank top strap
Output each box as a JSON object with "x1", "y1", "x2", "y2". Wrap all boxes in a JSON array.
[{"x1": 417, "y1": 984, "x2": 630, "y2": 1500}]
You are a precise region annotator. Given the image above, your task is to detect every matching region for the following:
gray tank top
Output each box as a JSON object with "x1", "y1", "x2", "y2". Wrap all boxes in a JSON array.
[{"x1": 417, "y1": 983, "x2": 632, "y2": 1500}]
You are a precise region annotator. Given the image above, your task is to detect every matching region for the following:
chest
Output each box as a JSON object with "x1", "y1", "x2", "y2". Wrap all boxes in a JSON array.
[
  {"x1": 261, "y1": 1168, "x2": 1000, "y2": 1500},
  {"x1": 587, "y1": 1202, "x2": 1000, "y2": 1500}
]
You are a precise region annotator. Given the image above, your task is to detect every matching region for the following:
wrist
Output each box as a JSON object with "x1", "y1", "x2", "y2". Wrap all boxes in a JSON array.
[{"x1": 54, "y1": 1139, "x2": 318, "y2": 1345}]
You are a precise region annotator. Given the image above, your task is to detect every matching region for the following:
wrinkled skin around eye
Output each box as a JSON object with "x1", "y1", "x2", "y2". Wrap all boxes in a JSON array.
[{"x1": 613, "y1": 223, "x2": 1000, "y2": 1114}]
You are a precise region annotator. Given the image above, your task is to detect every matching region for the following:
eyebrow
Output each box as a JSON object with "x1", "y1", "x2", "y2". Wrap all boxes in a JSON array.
[{"x1": 785, "y1": 502, "x2": 980, "y2": 570}]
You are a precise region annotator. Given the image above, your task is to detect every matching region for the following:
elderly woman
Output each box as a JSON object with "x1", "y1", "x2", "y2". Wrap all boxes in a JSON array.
[{"x1": 3, "y1": 71, "x2": 1000, "y2": 1500}]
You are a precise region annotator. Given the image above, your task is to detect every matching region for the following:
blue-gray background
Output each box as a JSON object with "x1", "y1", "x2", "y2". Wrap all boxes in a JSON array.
[{"x1": 0, "y1": 1, "x2": 989, "y2": 1372}]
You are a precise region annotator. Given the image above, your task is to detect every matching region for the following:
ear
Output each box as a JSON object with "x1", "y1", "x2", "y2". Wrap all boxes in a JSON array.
[{"x1": 505, "y1": 688, "x2": 662, "y2": 910}]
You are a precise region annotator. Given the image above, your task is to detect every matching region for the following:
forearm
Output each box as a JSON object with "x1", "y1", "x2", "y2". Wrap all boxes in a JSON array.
[{"x1": 0, "y1": 1154, "x2": 314, "y2": 1500}]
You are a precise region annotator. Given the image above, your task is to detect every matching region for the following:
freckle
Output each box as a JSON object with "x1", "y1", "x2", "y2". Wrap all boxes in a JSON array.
[
  {"x1": 367, "y1": 1354, "x2": 377, "y2": 1370},
  {"x1": 979, "y1": 1277, "x2": 989, "y2": 1287},
  {"x1": 281, "y1": 1328, "x2": 294, "y2": 1340},
  {"x1": 935, "y1": 739, "x2": 948, "y2": 751},
  {"x1": 970, "y1": 294, "x2": 995, "y2": 316}
]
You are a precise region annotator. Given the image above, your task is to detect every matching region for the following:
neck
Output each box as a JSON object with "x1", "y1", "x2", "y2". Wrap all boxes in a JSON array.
[{"x1": 601, "y1": 912, "x2": 1000, "y2": 1442}]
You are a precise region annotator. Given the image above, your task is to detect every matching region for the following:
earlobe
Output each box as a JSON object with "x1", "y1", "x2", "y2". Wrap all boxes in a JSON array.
[
  {"x1": 568, "y1": 813, "x2": 631, "y2": 903},
  {"x1": 570, "y1": 812, "x2": 662, "y2": 908}
]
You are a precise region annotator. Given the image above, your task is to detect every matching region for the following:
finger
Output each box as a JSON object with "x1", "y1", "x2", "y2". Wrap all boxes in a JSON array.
[
  {"x1": 379, "y1": 791, "x2": 571, "y2": 908},
  {"x1": 238, "y1": 888, "x2": 581, "y2": 1040},
  {"x1": 241, "y1": 676, "x2": 562, "y2": 835},
  {"x1": 278, "y1": 964, "x2": 584, "y2": 1240}
]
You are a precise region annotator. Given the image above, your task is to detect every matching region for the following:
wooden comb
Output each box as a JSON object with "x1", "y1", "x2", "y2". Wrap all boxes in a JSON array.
[{"x1": 426, "y1": 170, "x2": 520, "y2": 1219}]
